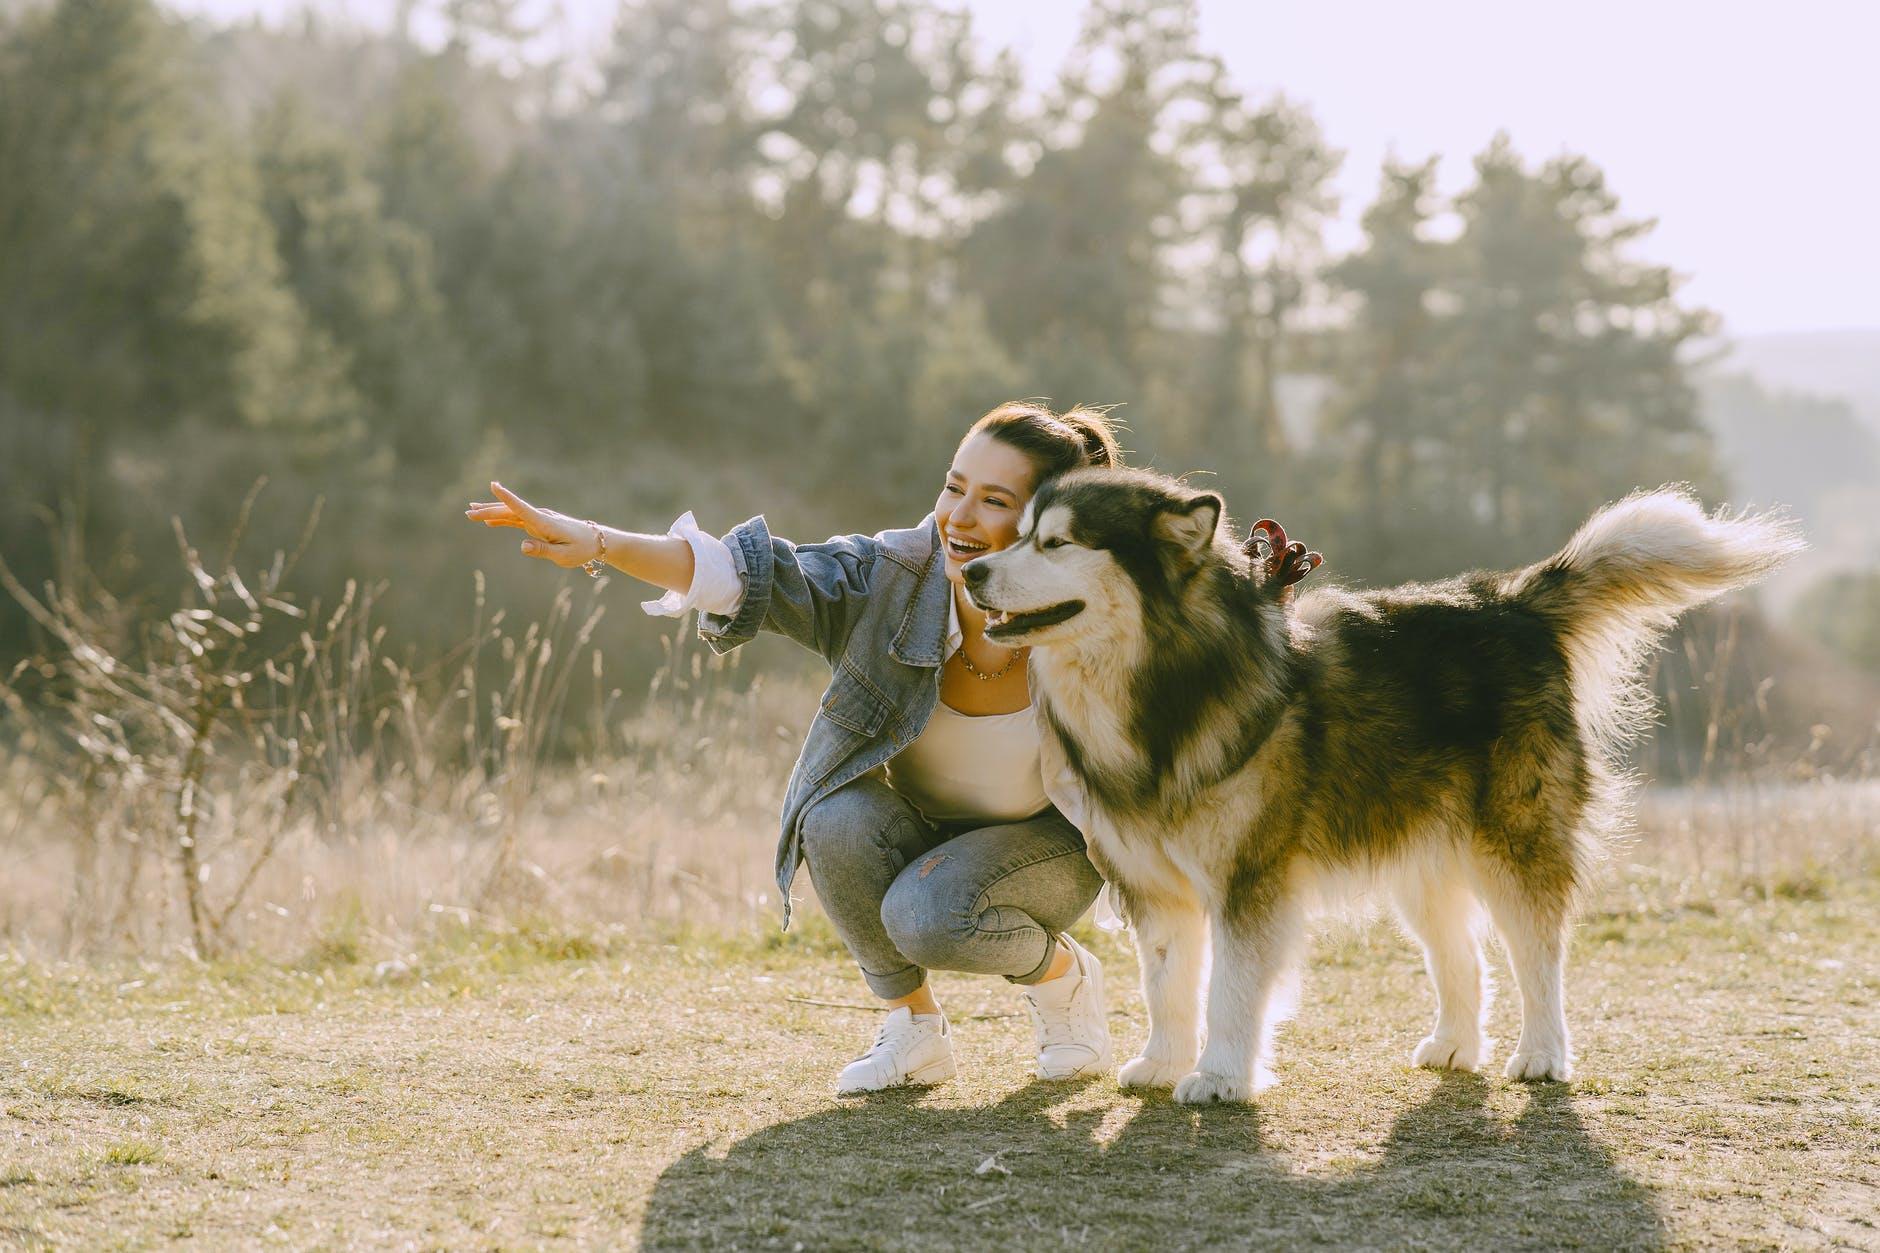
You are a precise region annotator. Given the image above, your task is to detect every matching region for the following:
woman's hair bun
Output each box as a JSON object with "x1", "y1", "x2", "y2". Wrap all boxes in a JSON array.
[
  {"x1": 1057, "y1": 405, "x2": 1122, "y2": 470},
  {"x1": 965, "y1": 401, "x2": 1126, "y2": 485}
]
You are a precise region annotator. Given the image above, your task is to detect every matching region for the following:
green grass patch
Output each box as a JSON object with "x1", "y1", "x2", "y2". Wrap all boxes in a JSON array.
[{"x1": 102, "y1": 1141, "x2": 161, "y2": 1167}]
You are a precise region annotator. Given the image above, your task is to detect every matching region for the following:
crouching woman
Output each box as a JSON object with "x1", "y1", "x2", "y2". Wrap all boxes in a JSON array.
[{"x1": 467, "y1": 403, "x2": 1121, "y2": 1093}]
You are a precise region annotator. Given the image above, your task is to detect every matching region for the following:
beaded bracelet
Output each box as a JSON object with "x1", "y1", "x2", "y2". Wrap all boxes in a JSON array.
[{"x1": 581, "y1": 520, "x2": 608, "y2": 578}]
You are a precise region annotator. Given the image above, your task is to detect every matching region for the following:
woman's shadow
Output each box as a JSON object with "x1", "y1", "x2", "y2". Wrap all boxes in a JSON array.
[{"x1": 639, "y1": 1071, "x2": 1664, "y2": 1249}]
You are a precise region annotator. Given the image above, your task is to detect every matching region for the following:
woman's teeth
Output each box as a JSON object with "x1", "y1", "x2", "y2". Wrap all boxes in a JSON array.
[{"x1": 947, "y1": 537, "x2": 989, "y2": 557}]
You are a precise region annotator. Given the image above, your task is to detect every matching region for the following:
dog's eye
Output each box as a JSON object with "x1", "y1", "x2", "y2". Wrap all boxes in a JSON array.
[{"x1": 1041, "y1": 537, "x2": 1069, "y2": 550}]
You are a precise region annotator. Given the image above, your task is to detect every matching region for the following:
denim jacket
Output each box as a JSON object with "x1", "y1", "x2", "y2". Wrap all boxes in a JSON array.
[{"x1": 695, "y1": 511, "x2": 1094, "y2": 929}]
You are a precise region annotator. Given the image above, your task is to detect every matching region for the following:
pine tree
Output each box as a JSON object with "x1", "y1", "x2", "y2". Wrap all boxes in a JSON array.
[
  {"x1": 1187, "y1": 80, "x2": 1341, "y2": 490},
  {"x1": 1437, "y1": 135, "x2": 1717, "y2": 550},
  {"x1": 1320, "y1": 156, "x2": 1449, "y2": 578}
]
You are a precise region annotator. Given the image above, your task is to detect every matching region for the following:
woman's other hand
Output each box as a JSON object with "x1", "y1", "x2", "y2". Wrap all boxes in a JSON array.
[
  {"x1": 1246, "y1": 518, "x2": 1322, "y2": 605},
  {"x1": 463, "y1": 481, "x2": 600, "y2": 568}
]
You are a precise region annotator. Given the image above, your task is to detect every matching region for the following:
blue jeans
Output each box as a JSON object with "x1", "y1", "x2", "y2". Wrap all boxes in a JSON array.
[{"x1": 797, "y1": 774, "x2": 1104, "y2": 999}]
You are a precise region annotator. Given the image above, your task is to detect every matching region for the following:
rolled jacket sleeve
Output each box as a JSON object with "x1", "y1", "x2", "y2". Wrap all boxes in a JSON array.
[
  {"x1": 697, "y1": 515, "x2": 884, "y2": 663},
  {"x1": 639, "y1": 511, "x2": 746, "y2": 619}
]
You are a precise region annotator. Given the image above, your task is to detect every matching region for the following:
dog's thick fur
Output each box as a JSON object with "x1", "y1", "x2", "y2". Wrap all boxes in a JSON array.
[{"x1": 964, "y1": 472, "x2": 1802, "y2": 1103}]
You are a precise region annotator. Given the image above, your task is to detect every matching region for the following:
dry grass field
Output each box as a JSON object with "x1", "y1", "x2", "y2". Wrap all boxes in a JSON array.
[
  {"x1": 2, "y1": 576, "x2": 1877, "y2": 1248},
  {"x1": 1, "y1": 859, "x2": 1875, "y2": 1250}
]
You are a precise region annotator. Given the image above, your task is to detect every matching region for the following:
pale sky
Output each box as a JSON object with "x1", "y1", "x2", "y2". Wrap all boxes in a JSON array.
[{"x1": 170, "y1": 0, "x2": 1880, "y2": 338}]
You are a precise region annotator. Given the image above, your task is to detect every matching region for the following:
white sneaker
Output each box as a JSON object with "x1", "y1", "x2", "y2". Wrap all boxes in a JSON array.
[
  {"x1": 1020, "y1": 934, "x2": 1113, "y2": 1080},
  {"x1": 835, "y1": 1007, "x2": 957, "y2": 1095}
]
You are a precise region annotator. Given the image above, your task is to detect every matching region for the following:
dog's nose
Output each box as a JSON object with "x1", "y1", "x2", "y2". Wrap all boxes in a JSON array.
[{"x1": 962, "y1": 558, "x2": 988, "y2": 588}]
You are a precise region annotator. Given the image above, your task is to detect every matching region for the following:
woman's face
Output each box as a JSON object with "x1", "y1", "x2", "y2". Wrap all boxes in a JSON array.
[{"x1": 936, "y1": 432, "x2": 1038, "y2": 586}]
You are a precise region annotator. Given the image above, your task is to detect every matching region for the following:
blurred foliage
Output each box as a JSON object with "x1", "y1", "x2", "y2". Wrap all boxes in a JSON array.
[
  {"x1": 1, "y1": 0, "x2": 1867, "y2": 774},
  {"x1": 1792, "y1": 571, "x2": 1880, "y2": 680}
]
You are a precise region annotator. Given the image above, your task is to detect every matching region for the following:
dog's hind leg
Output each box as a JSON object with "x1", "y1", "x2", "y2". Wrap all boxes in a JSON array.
[
  {"x1": 1471, "y1": 854, "x2": 1573, "y2": 1082},
  {"x1": 1173, "y1": 894, "x2": 1307, "y2": 1105},
  {"x1": 1390, "y1": 863, "x2": 1491, "y2": 1072},
  {"x1": 1117, "y1": 900, "x2": 1205, "y2": 1090}
]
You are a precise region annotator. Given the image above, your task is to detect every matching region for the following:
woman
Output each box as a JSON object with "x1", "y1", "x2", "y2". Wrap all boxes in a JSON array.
[{"x1": 465, "y1": 402, "x2": 1123, "y2": 1094}]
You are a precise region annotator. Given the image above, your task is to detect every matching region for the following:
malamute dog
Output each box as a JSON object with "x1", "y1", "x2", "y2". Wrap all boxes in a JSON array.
[{"x1": 962, "y1": 472, "x2": 1800, "y2": 1104}]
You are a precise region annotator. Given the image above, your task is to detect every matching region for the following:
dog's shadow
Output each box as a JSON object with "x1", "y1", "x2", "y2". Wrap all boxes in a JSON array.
[{"x1": 638, "y1": 1071, "x2": 1664, "y2": 1249}]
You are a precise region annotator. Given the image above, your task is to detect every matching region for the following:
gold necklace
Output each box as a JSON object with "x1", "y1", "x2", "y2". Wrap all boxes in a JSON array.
[{"x1": 958, "y1": 639, "x2": 1024, "y2": 681}]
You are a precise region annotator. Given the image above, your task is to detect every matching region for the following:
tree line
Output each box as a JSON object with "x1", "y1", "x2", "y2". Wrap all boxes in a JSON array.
[{"x1": 3, "y1": 0, "x2": 1865, "y2": 769}]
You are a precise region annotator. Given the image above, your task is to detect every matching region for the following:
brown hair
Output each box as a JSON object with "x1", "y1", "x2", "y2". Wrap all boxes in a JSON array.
[{"x1": 963, "y1": 401, "x2": 1124, "y2": 493}]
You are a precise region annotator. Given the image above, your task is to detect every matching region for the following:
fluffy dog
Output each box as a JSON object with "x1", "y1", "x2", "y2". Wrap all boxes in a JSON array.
[{"x1": 963, "y1": 471, "x2": 1801, "y2": 1103}]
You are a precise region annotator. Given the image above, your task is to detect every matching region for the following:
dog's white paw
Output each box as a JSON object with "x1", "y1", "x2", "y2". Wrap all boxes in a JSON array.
[
  {"x1": 1412, "y1": 1033, "x2": 1487, "y2": 1072},
  {"x1": 1172, "y1": 1068, "x2": 1270, "y2": 1105},
  {"x1": 1503, "y1": 1048, "x2": 1572, "y2": 1082},
  {"x1": 1117, "y1": 1055, "x2": 1189, "y2": 1090}
]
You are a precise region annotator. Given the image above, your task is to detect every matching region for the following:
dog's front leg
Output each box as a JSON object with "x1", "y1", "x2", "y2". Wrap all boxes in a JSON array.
[
  {"x1": 1174, "y1": 900, "x2": 1305, "y2": 1105},
  {"x1": 1116, "y1": 900, "x2": 1205, "y2": 1090}
]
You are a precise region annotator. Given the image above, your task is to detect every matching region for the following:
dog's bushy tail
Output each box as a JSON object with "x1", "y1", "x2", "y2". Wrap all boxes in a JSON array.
[{"x1": 1504, "y1": 486, "x2": 1804, "y2": 759}]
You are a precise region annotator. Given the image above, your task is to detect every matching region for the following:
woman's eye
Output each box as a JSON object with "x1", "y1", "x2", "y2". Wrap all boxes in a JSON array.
[
  {"x1": 985, "y1": 498, "x2": 1008, "y2": 509},
  {"x1": 943, "y1": 484, "x2": 962, "y2": 495}
]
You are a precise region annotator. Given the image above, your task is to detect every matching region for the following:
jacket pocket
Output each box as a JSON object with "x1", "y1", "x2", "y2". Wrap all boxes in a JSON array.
[{"x1": 818, "y1": 668, "x2": 891, "y2": 736}]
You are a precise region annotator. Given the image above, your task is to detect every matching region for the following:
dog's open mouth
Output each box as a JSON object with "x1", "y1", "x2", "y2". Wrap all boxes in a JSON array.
[{"x1": 981, "y1": 600, "x2": 1085, "y2": 639}]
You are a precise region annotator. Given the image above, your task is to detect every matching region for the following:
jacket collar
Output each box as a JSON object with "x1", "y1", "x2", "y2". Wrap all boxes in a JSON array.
[{"x1": 890, "y1": 515, "x2": 949, "y2": 667}]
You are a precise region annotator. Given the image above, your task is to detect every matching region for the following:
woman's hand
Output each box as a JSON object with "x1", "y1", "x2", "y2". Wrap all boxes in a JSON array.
[
  {"x1": 463, "y1": 481, "x2": 602, "y2": 568},
  {"x1": 1246, "y1": 518, "x2": 1322, "y2": 605}
]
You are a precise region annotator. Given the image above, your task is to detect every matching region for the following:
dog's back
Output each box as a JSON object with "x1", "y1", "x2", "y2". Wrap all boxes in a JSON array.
[
  {"x1": 1286, "y1": 577, "x2": 1588, "y2": 887},
  {"x1": 1291, "y1": 487, "x2": 1802, "y2": 894}
]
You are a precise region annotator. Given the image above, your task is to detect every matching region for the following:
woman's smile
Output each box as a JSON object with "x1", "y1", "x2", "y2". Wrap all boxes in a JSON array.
[{"x1": 944, "y1": 534, "x2": 991, "y2": 560}]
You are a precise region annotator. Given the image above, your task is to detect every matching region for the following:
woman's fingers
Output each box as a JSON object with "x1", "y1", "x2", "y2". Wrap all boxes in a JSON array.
[
  {"x1": 489, "y1": 482, "x2": 548, "y2": 528},
  {"x1": 477, "y1": 484, "x2": 569, "y2": 543},
  {"x1": 467, "y1": 484, "x2": 589, "y2": 566}
]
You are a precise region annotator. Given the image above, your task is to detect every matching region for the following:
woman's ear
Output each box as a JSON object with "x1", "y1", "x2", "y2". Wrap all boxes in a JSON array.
[{"x1": 1153, "y1": 491, "x2": 1223, "y2": 555}]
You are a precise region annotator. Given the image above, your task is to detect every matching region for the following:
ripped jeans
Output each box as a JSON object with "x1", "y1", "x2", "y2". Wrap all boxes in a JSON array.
[{"x1": 797, "y1": 773, "x2": 1104, "y2": 999}]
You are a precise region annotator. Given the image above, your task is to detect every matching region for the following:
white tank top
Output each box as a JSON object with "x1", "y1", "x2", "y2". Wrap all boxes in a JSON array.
[{"x1": 884, "y1": 699, "x2": 1051, "y2": 824}]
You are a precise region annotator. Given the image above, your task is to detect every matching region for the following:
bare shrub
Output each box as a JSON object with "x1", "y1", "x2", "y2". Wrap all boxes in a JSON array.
[{"x1": 0, "y1": 479, "x2": 795, "y2": 960}]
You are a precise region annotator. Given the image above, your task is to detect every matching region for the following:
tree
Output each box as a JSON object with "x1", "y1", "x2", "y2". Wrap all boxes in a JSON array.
[
  {"x1": 0, "y1": 0, "x2": 355, "y2": 446},
  {"x1": 254, "y1": 94, "x2": 472, "y2": 483},
  {"x1": 1324, "y1": 136, "x2": 1721, "y2": 578},
  {"x1": 1319, "y1": 155, "x2": 1450, "y2": 578},
  {"x1": 0, "y1": 0, "x2": 362, "y2": 660},
  {"x1": 959, "y1": 0, "x2": 1201, "y2": 434},
  {"x1": 1436, "y1": 135, "x2": 1717, "y2": 550},
  {"x1": 1185, "y1": 81, "x2": 1340, "y2": 494}
]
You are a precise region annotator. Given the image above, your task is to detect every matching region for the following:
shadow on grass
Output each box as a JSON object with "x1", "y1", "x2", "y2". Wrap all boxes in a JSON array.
[{"x1": 641, "y1": 1073, "x2": 1663, "y2": 1249}]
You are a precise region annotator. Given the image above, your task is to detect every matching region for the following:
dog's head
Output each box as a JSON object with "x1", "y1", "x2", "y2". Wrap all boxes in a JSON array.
[{"x1": 961, "y1": 468, "x2": 1234, "y2": 650}]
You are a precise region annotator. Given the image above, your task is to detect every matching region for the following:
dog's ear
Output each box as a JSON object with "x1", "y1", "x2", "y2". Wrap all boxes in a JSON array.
[{"x1": 1153, "y1": 492, "x2": 1222, "y2": 555}]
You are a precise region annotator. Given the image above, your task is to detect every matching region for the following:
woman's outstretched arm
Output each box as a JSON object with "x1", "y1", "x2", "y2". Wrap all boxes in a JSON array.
[
  {"x1": 466, "y1": 480, "x2": 890, "y2": 664},
  {"x1": 465, "y1": 481, "x2": 698, "y2": 593}
]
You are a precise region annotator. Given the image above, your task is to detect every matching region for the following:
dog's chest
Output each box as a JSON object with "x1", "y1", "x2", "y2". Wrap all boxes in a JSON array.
[
  {"x1": 1037, "y1": 670, "x2": 1139, "y2": 783},
  {"x1": 1085, "y1": 792, "x2": 1254, "y2": 907}
]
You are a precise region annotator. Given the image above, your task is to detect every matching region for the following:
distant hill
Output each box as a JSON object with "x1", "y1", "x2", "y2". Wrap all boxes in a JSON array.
[
  {"x1": 1693, "y1": 330, "x2": 1880, "y2": 609},
  {"x1": 1720, "y1": 329, "x2": 1880, "y2": 433}
]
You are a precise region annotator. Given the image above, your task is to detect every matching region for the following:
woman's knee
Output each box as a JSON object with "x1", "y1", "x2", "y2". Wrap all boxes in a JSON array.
[{"x1": 879, "y1": 867, "x2": 977, "y2": 969}]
